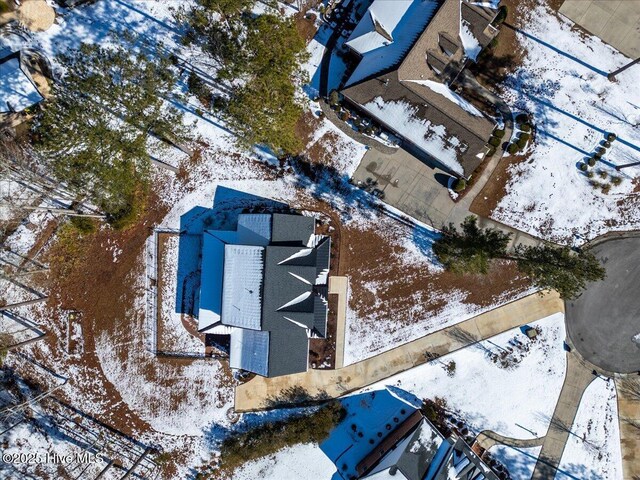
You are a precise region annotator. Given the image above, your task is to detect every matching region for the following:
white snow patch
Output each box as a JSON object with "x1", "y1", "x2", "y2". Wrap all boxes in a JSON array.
[
  {"x1": 408, "y1": 79, "x2": 484, "y2": 116},
  {"x1": 362, "y1": 313, "x2": 567, "y2": 439},
  {"x1": 362, "y1": 97, "x2": 464, "y2": 176},
  {"x1": 555, "y1": 378, "x2": 622, "y2": 480}
]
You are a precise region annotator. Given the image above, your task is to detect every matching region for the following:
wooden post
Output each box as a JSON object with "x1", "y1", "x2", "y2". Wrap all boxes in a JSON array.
[{"x1": 608, "y1": 57, "x2": 640, "y2": 81}]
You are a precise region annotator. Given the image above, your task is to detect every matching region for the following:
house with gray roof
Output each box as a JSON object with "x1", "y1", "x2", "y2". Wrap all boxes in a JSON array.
[
  {"x1": 341, "y1": 0, "x2": 501, "y2": 179},
  {"x1": 197, "y1": 212, "x2": 331, "y2": 378},
  {"x1": 357, "y1": 413, "x2": 499, "y2": 480}
]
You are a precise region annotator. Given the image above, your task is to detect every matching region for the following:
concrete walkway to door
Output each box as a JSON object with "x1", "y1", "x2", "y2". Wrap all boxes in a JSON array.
[{"x1": 234, "y1": 291, "x2": 564, "y2": 412}]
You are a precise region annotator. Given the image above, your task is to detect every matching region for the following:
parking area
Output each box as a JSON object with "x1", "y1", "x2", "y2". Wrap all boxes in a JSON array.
[
  {"x1": 352, "y1": 147, "x2": 457, "y2": 228},
  {"x1": 559, "y1": 0, "x2": 640, "y2": 58}
]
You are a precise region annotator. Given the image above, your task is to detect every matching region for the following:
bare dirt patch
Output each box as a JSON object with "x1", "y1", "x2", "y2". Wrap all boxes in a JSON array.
[{"x1": 469, "y1": 152, "x2": 529, "y2": 218}]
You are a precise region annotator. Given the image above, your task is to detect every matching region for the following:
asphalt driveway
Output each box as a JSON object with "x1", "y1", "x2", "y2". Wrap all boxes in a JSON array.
[{"x1": 566, "y1": 236, "x2": 640, "y2": 373}]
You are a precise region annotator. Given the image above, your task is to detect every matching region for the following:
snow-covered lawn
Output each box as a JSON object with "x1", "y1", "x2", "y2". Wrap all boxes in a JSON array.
[
  {"x1": 489, "y1": 445, "x2": 541, "y2": 480},
  {"x1": 233, "y1": 442, "x2": 336, "y2": 480},
  {"x1": 363, "y1": 313, "x2": 567, "y2": 440},
  {"x1": 492, "y1": 1, "x2": 640, "y2": 242},
  {"x1": 555, "y1": 377, "x2": 622, "y2": 480}
]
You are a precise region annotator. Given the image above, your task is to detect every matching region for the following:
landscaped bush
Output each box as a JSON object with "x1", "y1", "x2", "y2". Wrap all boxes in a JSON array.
[
  {"x1": 487, "y1": 146, "x2": 497, "y2": 157},
  {"x1": 515, "y1": 113, "x2": 529, "y2": 124},
  {"x1": 588, "y1": 157, "x2": 597, "y2": 167},
  {"x1": 611, "y1": 176, "x2": 623, "y2": 186},
  {"x1": 594, "y1": 151, "x2": 603, "y2": 160},
  {"x1": 339, "y1": 110, "x2": 350, "y2": 121},
  {"x1": 598, "y1": 170, "x2": 608, "y2": 179},
  {"x1": 507, "y1": 143, "x2": 519, "y2": 155},
  {"x1": 589, "y1": 180, "x2": 601, "y2": 189},
  {"x1": 516, "y1": 133, "x2": 531, "y2": 149},
  {"x1": 329, "y1": 90, "x2": 340, "y2": 106},
  {"x1": 587, "y1": 171, "x2": 594, "y2": 178},
  {"x1": 607, "y1": 133, "x2": 617, "y2": 142},
  {"x1": 493, "y1": 128, "x2": 506, "y2": 139},
  {"x1": 603, "y1": 141, "x2": 611, "y2": 148},
  {"x1": 220, "y1": 401, "x2": 346, "y2": 473},
  {"x1": 596, "y1": 147, "x2": 606, "y2": 155},
  {"x1": 488, "y1": 136, "x2": 501, "y2": 147},
  {"x1": 602, "y1": 184, "x2": 611, "y2": 194},
  {"x1": 453, "y1": 178, "x2": 467, "y2": 192},
  {"x1": 579, "y1": 163, "x2": 588, "y2": 172}
]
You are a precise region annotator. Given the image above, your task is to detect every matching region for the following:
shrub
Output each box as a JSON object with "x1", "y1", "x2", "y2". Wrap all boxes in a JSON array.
[
  {"x1": 69, "y1": 216, "x2": 96, "y2": 234},
  {"x1": 602, "y1": 184, "x2": 611, "y2": 194},
  {"x1": 586, "y1": 171, "x2": 594, "y2": 178},
  {"x1": 607, "y1": 132, "x2": 617, "y2": 142},
  {"x1": 594, "y1": 151, "x2": 603, "y2": 160},
  {"x1": 339, "y1": 110, "x2": 350, "y2": 121},
  {"x1": 611, "y1": 176, "x2": 622, "y2": 186},
  {"x1": 588, "y1": 180, "x2": 601, "y2": 189},
  {"x1": 598, "y1": 170, "x2": 608, "y2": 179},
  {"x1": 515, "y1": 113, "x2": 528, "y2": 123},
  {"x1": 488, "y1": 136, "x2": 501, "y2": 147},
  {"x1": 596, "y1": 147, "x2": 606, "y2": 155},
  {"x1": 579, "y1": 163, "x2": 588, "y2": 172},
  {"x1": 487, "y1": 146, "x2": 497, "y2": 157},
  {"x1": 0, "y1": 1, "x2": 10, "y2": 14},
  {"x1": 453, "y1": 178, "x2": 467, "y2": 192},
  {"x1": 587, "y1": 157, "x2": 596, "y2": 167},
  {"x1": 489, "y1": 37, "x2": 499, "y2": 49},
  {"x1": 603, "y1": 141, "x2": 611, "y2": 148},
  {"x1": 219, "y1": 401, "x2": 346, "y2": 473},
  {"x1": 444, "y1": 360, "x2": 457, "y2": 377},
  {"x1": 507, "y1": 143, "x2": 519, "y2": 154},
  {"x1": 519, "y1": 123, "x2": 532, "y2": 133},
  {"x1": 329, "y1": 90, "x2": 340, "y2": 106},
  {"x1": 516, "y1": 133, "x2": 530, "y2": 149},
  {"x1": 493, "y1": 128, "x2": 505, "y2": 139}
]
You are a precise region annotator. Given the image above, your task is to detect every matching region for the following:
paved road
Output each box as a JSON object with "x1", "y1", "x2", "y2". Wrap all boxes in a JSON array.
[
  {"x1": 566, "y1": 236, "x2": 640, "y2": 373},
  {"x1": 531, "y1": 351, "x2": 595, "y2": 480},
  {"x1": 234, "y1": 291, "x2": 564, "y2": 412}
]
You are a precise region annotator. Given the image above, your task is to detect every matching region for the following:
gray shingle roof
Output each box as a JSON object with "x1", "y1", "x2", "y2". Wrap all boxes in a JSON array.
[{"x1": 202, "y1": 213, "x2": 331, "y2": 377}]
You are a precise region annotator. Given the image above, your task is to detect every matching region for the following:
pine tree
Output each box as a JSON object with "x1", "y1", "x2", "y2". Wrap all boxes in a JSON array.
[
  {"x1": 514, "y1": 244, "x2": 606, "y2": 299},
  {"x1": 185, "y1": 5, "x2": 308, "y2": 154},
  {"x1": 433, "y1": 216, "x2": 511, "y2": 274},
  {"x1": 33, "y1": 42, "x2": 186, "y2": 227}
]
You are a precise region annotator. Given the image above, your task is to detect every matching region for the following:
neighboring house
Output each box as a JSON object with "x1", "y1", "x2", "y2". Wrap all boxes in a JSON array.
[
  {"x1": 357, "y1": 413, "x2": 499, "y2": 480},
  {"x1": 341, "y1": 0, "x2": 500, "y2": 179},
  {"x1": 197, "y1": 212, "x2": 331, "y2": 378},
  {"x1": 0, "y1": 52, "x2": 43, "y2": 114},
  {"x1": 323, "y1": 388, "x2": 499, "y2": 480}
]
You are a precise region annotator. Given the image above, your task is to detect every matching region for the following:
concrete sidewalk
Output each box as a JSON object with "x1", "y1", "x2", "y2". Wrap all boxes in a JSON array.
[
  {"x1": 234, "y1": 291, "x2": 564, "y2": 412},
  {"x1": 531, "y1": 352, "x2": 595, "y2": 480},
  {"x1": 328, "y1": 276, "x2": 348, "y2": 369}
]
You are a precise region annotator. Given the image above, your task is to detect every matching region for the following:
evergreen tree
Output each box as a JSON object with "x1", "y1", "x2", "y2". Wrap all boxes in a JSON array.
[
  {"x1": 33, "y1": 43, "x2": 186, "y2": 227},
  {"x1": 433, "y1": 216, "x2": 511, "y2": 274},
  {"x1": 185, "y1": 4, "x2": 308, "y2": 154},
  {"x1": 514, "y1": 244, "x2": 606, "y2": 299}
]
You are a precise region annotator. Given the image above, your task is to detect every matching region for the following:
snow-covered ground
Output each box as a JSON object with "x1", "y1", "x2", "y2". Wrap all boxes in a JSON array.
[
  {"x1": 492, "y1": 2, "x2": 640, "y2": 242},
  {"x1": 489, "y1": 445, "x2": 541, "y2": 479},
  {"x1": 233, "y1": 442, "x2": 336, "y2": 480},
  {"x1": 363, "y1": 313, "x2": 567, "y2": 440},
  {"x1": 555, "y1": 377, "x2": 623, "y2": 480}
]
